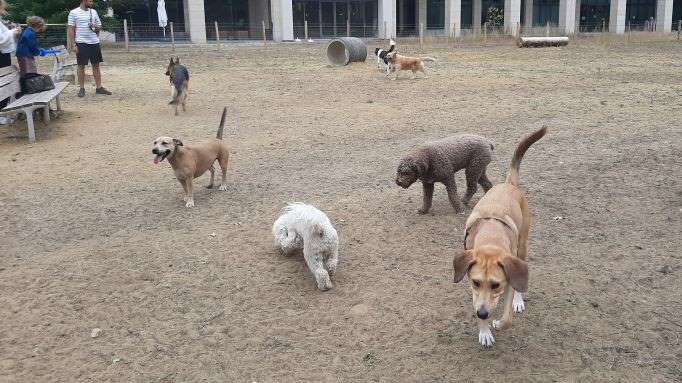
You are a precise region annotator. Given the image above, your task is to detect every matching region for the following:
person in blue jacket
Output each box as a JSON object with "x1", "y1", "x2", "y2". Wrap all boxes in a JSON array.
[{"x1": 16, "y1": 16, "x2": 49, "y2": 77}]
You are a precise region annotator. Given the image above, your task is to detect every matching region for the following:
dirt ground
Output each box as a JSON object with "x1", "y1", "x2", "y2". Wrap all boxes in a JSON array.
[{"x1": 0, "y1": 39, "x2": 680, "y2": 382}]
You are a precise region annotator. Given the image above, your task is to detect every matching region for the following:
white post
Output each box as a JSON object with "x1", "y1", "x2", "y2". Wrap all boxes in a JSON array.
[
  {"x1": 170, "y1": 22, "x2": 175, "y2": 51},
  {"x1": 270, "y1": 0, "x2": 294, "y2": 41},
  {"x1": 609, "y1": 0, "x2": 626, "y2": 34},
  {"x1": 304, "y1": 20, "x2": 308, "y2": 40},
  {"x1": 419, "y1": 22, "x2": 424, "y2": 49},
  {"x1": 346, "y1": 18, "x2": 350, "y2": 36},
  {"x1": 473, "y1": 0, "x2": 482, "y2": 34},
  {"x1": 418, "y1": 0, "x2": 427, "y2": 32},
  {"x1": 524, "y1": 0, "x2": 533, "y2": 28},
  {"x1": 214, "y1": 21, "x2": 220, "y2": 43},
  {"x1": 123, "y1": 19, "x2": 129, "y2": 51},
  {"x1": 262, "y1": 20, "x2": 267, "y2": 44},
  {"x1": 655, "y1": 0, "x2": 673, "y2": 32},
  {"x1": 378, "y1": 0, "x2": 396, "y2": 39},
  {"x1": 504, "y1": 0, "x2": 521, "y2": 36},
  {"x1": 559, "y1": 0, "x2": 577, "y2": 34},
  {"x1": 445, "y1": 0, "x2": 462, "y2": 38},
  {"x1": 183, "y1": 0, "x2": 207, "y2": 43},
  {"x1": 575, "y1": 0, "x2": 581, "y2": 32}
]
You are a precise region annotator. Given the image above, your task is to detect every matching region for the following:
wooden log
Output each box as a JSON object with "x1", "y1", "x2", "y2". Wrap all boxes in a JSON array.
[{"x1": 518, "y1": 36, "x2": 569, "y2": 47}]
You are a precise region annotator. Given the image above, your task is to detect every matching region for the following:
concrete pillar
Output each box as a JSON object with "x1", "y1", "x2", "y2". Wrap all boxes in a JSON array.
[
  {"x1": 504, "y1": 0, "x2": 521, "y2": 35},
  {"x1": 271, "y1": 0, "x2": 294, "y2": 41},
  {"x1": 524, "y1": 0, "x2": 533, "y2": 27},
  {"x1": 559, "y1": 0, "x2": 577, "y2": 34},
  {"x1": 249, "y1": 0, "x2": 270, "y2": 37},
  {"x1": 609, "y1": 0, "x2": 626, "y2": 34},
  {"x1": 183, "y1": 0, "x2": 206, "y2": 43},
  {"x1": 378, "y1": 0, "x2": 397, "y2": 38},
  {"x1": 418, "y1": 0, "x2": 427, "y2": 29},
  {"x1": 473, "y1": 0, "x2": 482, "y2": 32},
  {"x1": 575, "y1": 0, "x2": 581, "y2": 32},
  {"x1": 655, "y1": 0, "x2": 673, "y2": 32},
  {"x1": 399, "y1": 0, "x2": 405, "y2": 32},
  {"x1": 445, "y1": 0, "x2": 462, "y2": 37}
]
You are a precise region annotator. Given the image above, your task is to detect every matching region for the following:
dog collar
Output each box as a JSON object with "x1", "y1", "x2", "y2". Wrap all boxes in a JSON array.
[{"x1": 463, "y1": 216, "x2": 518, "y2": 251}]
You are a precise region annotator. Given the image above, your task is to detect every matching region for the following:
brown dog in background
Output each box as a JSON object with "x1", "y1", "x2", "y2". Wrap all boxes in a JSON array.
[
  {"x1": 384, "y1": 51, "x2": 436, "y2": 79},
  {"x1": 152, "y1": 107, "x2": 230, "y2": 207},
  {"x1": 452, "y1": 127, "x2": 547, "y2": 347}
]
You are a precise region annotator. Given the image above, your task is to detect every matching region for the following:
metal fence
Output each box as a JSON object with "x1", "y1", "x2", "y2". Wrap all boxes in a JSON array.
[{"x1": 26, "y1": 19, "x2": 682, "y2": 51}]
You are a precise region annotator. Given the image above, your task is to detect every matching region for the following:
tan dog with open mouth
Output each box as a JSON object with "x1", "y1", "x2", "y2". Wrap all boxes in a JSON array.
[
  {"x1": 452, "y1": 127, "x2": 547, "y2": 347},
  {"x1": 152, "y1": 107, "x2": 230, "y2": 207},
  {"x1": 384, "y1": 51, "x2": 436, "y2": 79}
]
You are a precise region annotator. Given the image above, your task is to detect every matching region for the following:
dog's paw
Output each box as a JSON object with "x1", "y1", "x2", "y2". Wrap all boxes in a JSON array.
[
  {"x1": 206, "y1": 184, "x2": 214, "y2": 189},
  {"x1": 218, "y1": 185, "x2": 227, "y2": 191},
  {"x1": 478, "y1": 327, "x2": 495, "y2": 347},
  {"x1": 417, "y1": 208, "x2": 429, "y2": 215},
  {"x1": 492, "y1": 319, "x2": 509, "y2": 331},
  {"x1": 513, "y1": 292, "x2": 525, "y2": 313},
  {"x1": 185, "y1": 200, "x2": 194, "y2": 208},
  {"x1": 316, "y1": 280, "x2": 333, "y2": 291}
]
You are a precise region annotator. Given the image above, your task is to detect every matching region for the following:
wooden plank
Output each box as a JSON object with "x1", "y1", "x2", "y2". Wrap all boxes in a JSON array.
[
  {"x1": 518, "y1": 36, "x2": 569, "y2": 47},
  {"x1": 0, "y1": 65, "x2": 18, "y2": 77},
  {"x1": 0, "y1": 72, "x2": 20, "y2": 99}
]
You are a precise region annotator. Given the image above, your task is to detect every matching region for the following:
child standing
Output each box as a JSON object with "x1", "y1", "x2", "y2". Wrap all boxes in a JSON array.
[{"x1": 16, "y1": 16, "x2": 46, "y2": 77}]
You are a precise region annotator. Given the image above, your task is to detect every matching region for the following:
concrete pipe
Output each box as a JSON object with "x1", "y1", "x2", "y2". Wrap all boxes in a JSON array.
[{"x1": 326, "y1": 37, "x2": 367, "y2": 66}]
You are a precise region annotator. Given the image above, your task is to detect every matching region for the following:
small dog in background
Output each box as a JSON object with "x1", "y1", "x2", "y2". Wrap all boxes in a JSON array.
[
  {"x1": 165, "y1": 57, "x2": 189, "y2": 116},
  {"x1": 374, "y1": 39, "x2": 396, "y2": 71},
  {"x1": 272, "y1": 203, "x2": 339, "y2": 291},
  {"x1": 396, "y1": 135, "x2": 494, "y2": 214},
  {"x1": 151, "y1": 107, "x2": 230, "y2": 207},
  {"x1": 384, "y1": 51, "x2": 436, "y2": 79}
]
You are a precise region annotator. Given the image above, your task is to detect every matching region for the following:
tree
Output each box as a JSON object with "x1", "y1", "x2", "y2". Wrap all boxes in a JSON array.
[
  {"x1": 486, "y1": 7, "x2": 503, "y2": 28},
  {"x1": 6, "y1": 0, "x2": 127, "y2": 23}
]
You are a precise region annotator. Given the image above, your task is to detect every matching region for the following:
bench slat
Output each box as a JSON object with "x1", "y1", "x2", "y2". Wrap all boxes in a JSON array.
[{"x1": 3, "y1": 82, "x2": 69, "y2": 111}]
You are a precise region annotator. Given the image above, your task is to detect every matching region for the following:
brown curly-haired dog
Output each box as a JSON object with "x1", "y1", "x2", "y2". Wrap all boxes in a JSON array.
[{"x1": 396, "y1": 135, "x2": 494, "y2": 214}]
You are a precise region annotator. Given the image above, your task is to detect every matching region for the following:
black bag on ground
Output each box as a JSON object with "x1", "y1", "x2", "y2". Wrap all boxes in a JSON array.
[{"x1": 20, "y1": 73, "x2": 55, "y2": 94}]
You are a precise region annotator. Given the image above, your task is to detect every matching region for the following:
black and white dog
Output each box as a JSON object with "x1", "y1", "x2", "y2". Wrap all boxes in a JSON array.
[{"x1": 374, "y1": 39, "x2": 396, "y2": 71}]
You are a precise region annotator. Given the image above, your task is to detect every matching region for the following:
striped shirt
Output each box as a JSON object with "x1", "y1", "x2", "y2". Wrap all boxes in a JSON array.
[{"x1": 68, "y1": 7, "x2": 101, "y2": 44}]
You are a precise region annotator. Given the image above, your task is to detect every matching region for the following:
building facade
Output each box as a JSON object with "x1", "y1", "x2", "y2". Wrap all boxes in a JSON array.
[{"x1": 175, "y1": 0, "x2": 678, "y2": 42}]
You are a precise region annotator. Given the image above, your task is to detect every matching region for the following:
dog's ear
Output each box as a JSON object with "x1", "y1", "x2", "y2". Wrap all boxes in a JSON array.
[
  {"x1": 172, "y1": 138, "x2": 183, "y2": 147},
  {"x1": 169, "y1": 57, "x2": 174, "y2": 64},
  {"x1": 174, "y1": 57, "x2": 180, "y2": 64},
  {"x1": 499, "y1": 257, "x2": 528, "y2": 292},
  {"x1": 453, "y1": 249, "x2": 474, "y2": 283}
]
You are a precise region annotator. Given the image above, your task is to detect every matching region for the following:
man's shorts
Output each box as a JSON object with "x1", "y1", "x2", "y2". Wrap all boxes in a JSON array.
[{"x1": 76, "y1": 43, "x2": 103, "y2": 66}]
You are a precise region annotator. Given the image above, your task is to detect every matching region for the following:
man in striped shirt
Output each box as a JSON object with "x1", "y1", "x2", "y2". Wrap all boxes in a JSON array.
[{"x1": 68, "y1": 0, "x2": 111, "y2": 97}]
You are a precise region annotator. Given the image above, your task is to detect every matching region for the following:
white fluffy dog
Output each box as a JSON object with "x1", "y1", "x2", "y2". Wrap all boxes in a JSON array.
[{"x1": 272, "y1": 203, "x2": 339, "y2": 291}]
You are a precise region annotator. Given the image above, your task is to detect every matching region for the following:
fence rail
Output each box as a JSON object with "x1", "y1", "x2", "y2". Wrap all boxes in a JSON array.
[{"x1": 24, "y1": 19, "x2": 682, "y2": 50}]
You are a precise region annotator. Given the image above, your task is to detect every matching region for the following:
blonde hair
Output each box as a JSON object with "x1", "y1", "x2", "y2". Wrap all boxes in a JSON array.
[{"x1": 26, "y1": 16, "x2": 45, "y2": 29}]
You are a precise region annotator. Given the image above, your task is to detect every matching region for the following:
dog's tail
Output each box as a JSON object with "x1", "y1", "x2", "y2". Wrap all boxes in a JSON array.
[
  {"x1": 387, "y1": 39, "x2": 396, "y2": 53},
  {"x1": 505, "y1": 126, "x2": 547, "y2": 186},
  {"x1": 216, "y1": 107, "x2": 227, "y2": 140}
]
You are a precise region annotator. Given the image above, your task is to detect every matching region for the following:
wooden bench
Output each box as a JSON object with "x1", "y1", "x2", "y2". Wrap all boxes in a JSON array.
[
  {"x1": 48, "y1": 45, "x2": 77, "y2": 82},
  {"x1": 0, "y1": 66, "x2": 69, "y2": 143}
]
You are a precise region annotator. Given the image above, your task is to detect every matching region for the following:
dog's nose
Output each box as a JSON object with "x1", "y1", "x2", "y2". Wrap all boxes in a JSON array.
[
  {"x1": 476, "y1": 308, "x2": 489, "y2": 320},
  {"x1": 152, "y1": 148, "x2": 159, "y2": 154}
]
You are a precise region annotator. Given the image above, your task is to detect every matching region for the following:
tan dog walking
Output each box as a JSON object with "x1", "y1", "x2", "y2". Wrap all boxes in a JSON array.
[
  {"x1": 384, "y1": 51, "x2": 436, "y2": 79},
  {"x1": 152, "y1": 107, "x2": 230, "y2": 207},
  {"x1": 452, "y1": 127, "x2": 547, "y2": 347}
]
